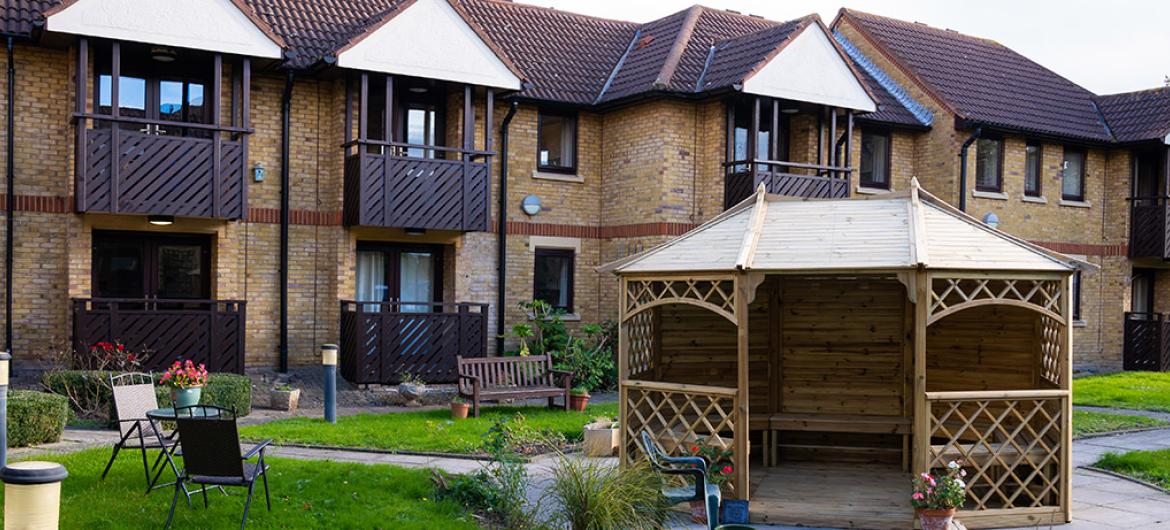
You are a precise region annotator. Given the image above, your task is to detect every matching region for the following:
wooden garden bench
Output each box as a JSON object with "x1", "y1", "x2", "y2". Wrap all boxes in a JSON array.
[
  {"x1": 762, "y1": 413, "x2": 912, "y2": 470},
  {"x1": 456, "y1": 355, "x2": 572, "y2": 417}
]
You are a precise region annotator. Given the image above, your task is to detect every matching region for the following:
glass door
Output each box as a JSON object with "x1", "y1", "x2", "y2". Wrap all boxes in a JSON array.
[
  {"x1": 1132, "y1": 269, "x2": 1155, "y2": 317},
  {"x1": 93, "y1": 232, "x2": 211, "y2": 307},
  {"x1": 354, "y1": 243, "x2": 443, "y2": 313}
]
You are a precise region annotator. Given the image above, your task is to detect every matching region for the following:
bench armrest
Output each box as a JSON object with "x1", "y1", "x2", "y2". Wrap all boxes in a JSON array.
[
  {"x1": 457, "y1": 373, "x2": 481, "y2": 383},
  {"x1": 549, "y1": 369, "x2": 573, "y2": 387}
]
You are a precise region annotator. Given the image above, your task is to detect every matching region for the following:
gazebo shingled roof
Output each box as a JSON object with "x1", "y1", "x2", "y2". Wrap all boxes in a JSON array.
[{"x1": 603, "y1": 179, "x2": 1081, "y2": 275}]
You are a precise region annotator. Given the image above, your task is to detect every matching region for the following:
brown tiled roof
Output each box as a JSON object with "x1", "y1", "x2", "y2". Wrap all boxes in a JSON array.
[
  {"x1": 246, "y1": 0, "x2": 402, "y2": 68},
  {"x1": 458, "y1": 0, "x2": 637, "y2": 104},
  {"x1": 851, "y1": 60, "x2": 926, "y2": 128},
  {"x1": 2, "y1": 0, "x2": 56, "y2": 36},
  {"x1": 697, "y1": 17, "x2": 809, "y2": 92},
  {"x1": 1096, "y1": 88, "x2": 1170, "y2": 144},
  {"x1": 839, "y1": 9, "x2": 1112, "y2": 142}
]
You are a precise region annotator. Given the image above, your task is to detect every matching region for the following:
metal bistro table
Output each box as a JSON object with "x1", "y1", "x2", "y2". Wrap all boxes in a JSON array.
[{"x1": 145, "y1": 406, "x2": 224, "y2": 503}]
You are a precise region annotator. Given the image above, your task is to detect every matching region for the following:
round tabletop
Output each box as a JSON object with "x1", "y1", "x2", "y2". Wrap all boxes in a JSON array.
[{"x1": 145, "y1": 406, "x2": 222, "y2": 419}]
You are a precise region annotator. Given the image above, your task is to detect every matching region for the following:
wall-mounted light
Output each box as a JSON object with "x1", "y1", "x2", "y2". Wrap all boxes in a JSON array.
[
  {"x1": 150, "y1": 46, "x2": 177, "y2": 63},
  {"x1": 252, "y1": 162, "x2": 265, "y2": 183},
  {"x1": 781, "y1": 107, "x2": 800, "y2": 114},
  {"x1": 404, "y1": 227, "x2": 426, "y2": 236},
  {"x1": 982, "y1": 212, "x2": 1000, "y2": 230},
  {"x1": 521, "y1": 195, "x2": 542, "y2": 216},
  {"x1": 147, "y1": 215, "x2": 174, "y2": 226},
  {"x1": 408, "y1": 86, "x2": 428, "y2": 93}
]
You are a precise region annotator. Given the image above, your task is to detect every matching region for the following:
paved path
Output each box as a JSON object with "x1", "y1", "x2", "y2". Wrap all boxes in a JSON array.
[{"x1": 1075, "y1": 404, "x2": 1170, "y2": 422}]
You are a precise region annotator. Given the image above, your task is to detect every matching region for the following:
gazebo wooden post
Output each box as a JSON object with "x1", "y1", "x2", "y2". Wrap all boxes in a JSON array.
[
  {"x1": 1060, "y1": 274, "x2": 1073, "y2": 522},
  {"x1": 734, "y1": 272, "x2": 750, "y2": 498},
  {"x1": 912, "y1": 269, "x2": 930, "y2": 475},
  {"x1": 618, "y1": 277, "x2": 629, "y2": 467}
]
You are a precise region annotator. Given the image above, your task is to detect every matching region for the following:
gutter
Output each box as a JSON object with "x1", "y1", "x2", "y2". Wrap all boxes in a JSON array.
[
  {"x1": 278, "y1": 70, "x2": 294, "y2": 373},
  {"x1": 495, "y1": 100, "x2": 519, "y2": 355},
  {"x1": 5, "y1": 37, "x2": 14, "y2": 356},
  {"x1": 957, "y1": 127, "x2": 981, "y2": 212}
]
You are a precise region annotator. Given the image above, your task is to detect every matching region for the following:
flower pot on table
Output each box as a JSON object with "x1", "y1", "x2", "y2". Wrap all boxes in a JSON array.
[{"x1": 172, "y1": 386, "x2": 203, "y2": 409}]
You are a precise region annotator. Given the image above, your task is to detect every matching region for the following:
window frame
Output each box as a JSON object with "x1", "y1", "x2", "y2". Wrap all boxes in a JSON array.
[
  {"x1": 1024, "y1": 141, "x2": 1043, "y2": 197},
  {"x1": 859, "y1": 129, "x2": 893, "y2": 190},
  {"x1": 1061, "y1": 147, "x2": 1087, "y2": 202},
  {"x1": 974, "y1": 137, "x2": 1004, "y2": 193},
  {"x1": 533, "y1": 247, "x2": 575, "y2": 312},
  {"x1": 536, "y1": 109, "x2": 579, "y2": 174},
  {"x1": 1072, "y1": 270, "x2": 1083, "y2": 322},
  {"x1": 354, "y1": 242, "x2": 445, "y2": 305}
]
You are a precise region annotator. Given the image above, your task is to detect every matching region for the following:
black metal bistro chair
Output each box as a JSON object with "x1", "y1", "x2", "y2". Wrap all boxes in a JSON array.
[
  {"x1": 164, "y1": 405, "x2": 273, "y2": 530},
  {"x1": 100, "y1": 372, "x2": 177, "y2": 492},
  {"x1": 640, "y1": 430, "x2": 721, "y2": 530}
]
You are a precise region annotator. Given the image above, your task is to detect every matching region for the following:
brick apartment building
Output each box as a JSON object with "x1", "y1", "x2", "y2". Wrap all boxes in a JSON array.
[{"x1": 0, "y1": 0, "x2": 1166, "y2": 382}]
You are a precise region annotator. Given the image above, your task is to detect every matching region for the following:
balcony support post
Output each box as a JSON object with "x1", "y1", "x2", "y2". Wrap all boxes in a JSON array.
[
  {"x1": 110, "y1": 41, "x2": 121, "y2": 213},
  {"x1": 463, "y1": 85, "x2": 474, "y2": 231},
  {"x1": 383, "y1": 74, "x2": 393, "y2": 146},
  {"x1": 75, "y1": 38, "x2": 88, "y2": 211},
  {"x1": 211, "y1": 53, "x2": 222, "y2": 218},
  {"x1": 815, "y1": 106, "x2": 824, "y2": 171},
  {"x1": 770, "y1": 99, "x2": 779, "y2": 163},
  {"x1": 749, "y1": 96, "x2": 759, "y2": 180},
  {"x1": 828, "y1": 106, "x2": 837, "y2": 179},
  {"x1": 241, "y1": 58, "x2": 250, "y2": 220},
  {"x1": 845, "y1": 110, "x2": 854, "y2": 190},
  {"x1": 358, "y1": 73, "x2": 369, "y2": 224}
]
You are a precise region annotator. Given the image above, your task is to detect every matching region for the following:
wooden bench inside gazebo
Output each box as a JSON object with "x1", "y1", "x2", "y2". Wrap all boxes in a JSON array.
[{"x1": 603, "y1": 181, "x2": 1081, "y2": 529}]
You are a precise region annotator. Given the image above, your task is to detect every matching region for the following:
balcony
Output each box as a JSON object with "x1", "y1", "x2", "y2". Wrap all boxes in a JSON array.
[
  {"x1": 1128, "y1": 197, "x2": 1170, "y2": 260},
  {"x1": 76, "y1": 123, "x2": 247, "y2": 219},
  {"x1": 1123, "y1": 312, "x2": 1170, "y2": 371},
  {"x1": 724, "y1": 160, "x2": 851, "y2": 209},
  {"x1": 339, "y1": 301, "x2": 488, "y2": 384},
  {"x1": 342, "y1": 142, "x2": 490, "y2": 231},
  {"x1": 71, "y1": 298, "x2": 246, "y2": 374}
]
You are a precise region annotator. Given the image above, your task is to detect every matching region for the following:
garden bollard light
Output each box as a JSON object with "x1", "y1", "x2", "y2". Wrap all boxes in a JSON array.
[
  {"x1": 0, "y1": 351, "x2": 9, "y2": 467},
  {"x1": 1, "y1": 461, "x2": 68, "y2": 530},
  {"x1": 322, "y1": 344, "x2": 337, "y2": 424}
]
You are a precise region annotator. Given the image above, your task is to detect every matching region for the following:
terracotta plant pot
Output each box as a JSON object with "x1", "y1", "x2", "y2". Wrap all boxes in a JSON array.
[
  {"x1": 451, "y1": 401, "x2": 470, "y2": 419},
  {"x1": 916, "y1": 507, "x2": 956, "y2": 530},
  {"x1": 569, "y1": 393, "x2": 589, "y2": 412},
  {"x1": 269, "y1": 388, "x2": 300, "y2": 412},
  {"x1": 689, "y1": 499, "x2": 707, "y2": 524}
]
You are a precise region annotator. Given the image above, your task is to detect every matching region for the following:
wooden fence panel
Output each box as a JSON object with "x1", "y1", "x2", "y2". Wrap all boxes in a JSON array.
[{"x1": 338, "y1": 301, "x2": 488, "y2": 384}]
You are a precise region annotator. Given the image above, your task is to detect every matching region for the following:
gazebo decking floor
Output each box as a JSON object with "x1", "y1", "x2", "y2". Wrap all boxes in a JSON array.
[{"x1": 749, "y1": 462, "x2": 913, "y2": 529}]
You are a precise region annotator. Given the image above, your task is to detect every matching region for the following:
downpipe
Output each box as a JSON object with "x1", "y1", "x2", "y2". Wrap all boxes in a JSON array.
[
  {"x1": 957, "y1": 127, "x2": 982, "y2": 212},
  {"x1": 278, "y1": 71, "x2": 294, "y2": 373},
  {"x1": 495, "y1": 101, "x2": 519, "y2": 355}
]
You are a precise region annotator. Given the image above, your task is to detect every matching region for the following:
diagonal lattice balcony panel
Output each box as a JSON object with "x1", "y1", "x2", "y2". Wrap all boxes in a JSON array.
[{"x1": 928, "y1": 396, "x2": 1065, "y2": 512}]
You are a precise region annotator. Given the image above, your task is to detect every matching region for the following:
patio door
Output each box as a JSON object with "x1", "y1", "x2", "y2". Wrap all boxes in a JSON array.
[
  {"x1": 1132, "y1": 269, "x2": 1156, "y2": 316},
  {"x1": 92, "y1": 231, "x2": 211, "y2": 306},
  {"x1": 355, "y1": 243, "x2": 443, "y2": 312}
]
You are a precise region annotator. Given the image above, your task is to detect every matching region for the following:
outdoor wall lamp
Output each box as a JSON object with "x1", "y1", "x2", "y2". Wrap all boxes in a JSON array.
[
  {"x1": 147, "y1": 215, "x2": 174, "y2": 226},
  {"x1": 252, "y1": 162, "x2": 265, "y2": 182},
  {"x1": 150, "y1": 47, "x2": 177, "y2": 63},
  {"x1": 404, "y1": 227, "x2": 426, "y2": 236},
  {"x1": 521, "y1": 194, "x2": 542, "y2": 216},
  {"x1": 982, "y1": 212, "x2": 1000, "y2": 230}
]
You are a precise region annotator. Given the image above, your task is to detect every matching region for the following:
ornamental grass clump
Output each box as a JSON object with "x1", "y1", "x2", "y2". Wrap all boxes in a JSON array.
[{"x1": 548, "y1": 458, "x2": 667, "y2": 530}]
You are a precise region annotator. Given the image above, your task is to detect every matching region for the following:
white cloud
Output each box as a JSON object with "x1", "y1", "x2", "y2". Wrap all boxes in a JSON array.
[{"x1": 524, "y1": 0, "x2": 1170, "y2": 94}]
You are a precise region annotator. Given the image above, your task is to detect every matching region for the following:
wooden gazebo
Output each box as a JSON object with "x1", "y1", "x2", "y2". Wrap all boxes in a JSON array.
[{"x1": 604, "y1": 181, "x2": 1080, "y2": 529}]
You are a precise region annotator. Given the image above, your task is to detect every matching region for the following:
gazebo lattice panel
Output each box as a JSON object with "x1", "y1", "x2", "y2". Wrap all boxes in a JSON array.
[
  {"x1": 624, "y1": 278, "x2": 736, "y2": 324},
  {"x1": 625, "y1": 309, "x2": 655, "y2": 379},
  {"x1": 621, "y1": 381, "x2": 740, "y2": 497},
  {"x1": 1038, "y1": 315, "x2": 1063, "y2": 387},
  {"x1": 927, "y1": 394, "x2": 1066, "y2": 511},
  {"x1": 929, "y1": 277, "x2": 1063, "y2": 324}
]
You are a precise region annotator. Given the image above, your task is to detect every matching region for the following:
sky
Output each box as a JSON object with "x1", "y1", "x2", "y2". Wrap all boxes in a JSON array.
[{"x1": 522, "y1": 0, "x2": 1170, "y2": 95}]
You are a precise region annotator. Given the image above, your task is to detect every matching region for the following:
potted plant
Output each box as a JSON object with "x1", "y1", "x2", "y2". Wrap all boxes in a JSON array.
[
  {"x1": 159, "y1": 360, "x2": 209, "y2": 409},
  {"x1": 568, "y1": 386, "x2": 590, "y2": 412},
  {"x1": 686, "y1": 439, "x2": 735, "y2": 524},
  {"x1": 397, "y1": 372, "x2": 427, "y2": 404},
  {"x1": 450, "y1": 396, "x2": 470, "y2": 419},
  {"x1": 270, "y1": 384, "x2": 300, "y2": 412},
  {"x1": 582, "y1": 417, "x2": 618, "y2": 457},
  {"x1": 912, "y1": 461, "x2": 967, "y2": 530}
]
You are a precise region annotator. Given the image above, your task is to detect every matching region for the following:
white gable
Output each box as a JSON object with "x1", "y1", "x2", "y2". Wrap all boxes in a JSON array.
[
  {"x1": 337, "y1": 0, "x2": 521, "y2": 90},
  {"x1": 743, "y1": 25, "x2": 876, "y2": 112},
  {"x1": 46, "y1": 0, "x2": 282, "y2": 59}
]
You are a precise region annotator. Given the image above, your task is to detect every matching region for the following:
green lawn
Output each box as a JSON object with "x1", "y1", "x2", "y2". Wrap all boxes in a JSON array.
[
  {"x1": 241, "y1": 403, "x2": 619, "y2": 454},
  {"x1": 1073, "y1": 372, "x2": 1170, "y2": 412},
  {"x1": 1073, "y1": 409, "x2": 1168, "y2": 437},
  {"x1": 6, "y1": 448, "x2": 477, "y2": 529},
  {"x1": 1095, "y1": 448, "x2": 1170, "y2": 490}
]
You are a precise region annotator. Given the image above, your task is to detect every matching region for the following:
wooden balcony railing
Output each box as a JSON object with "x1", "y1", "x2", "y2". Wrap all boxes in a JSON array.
[
  {"x1": 74, "y1": 116, "x2": 249, "y2": 219},
  {"x1": 71, "y1": 298, "x2": 246, "y2": 374},
  {"x1": 339, "y1": 300, "x2": 488, "y2": 384},
  {"x1": 343, "y1": 140, "x2": 490, "y2": 231},
  {"x1": 1123, "y1": 312, "x2": 1170, "y2": 371},
  {"x1": 723, "y1": 160, "x2": 851, "y2": 209},
  {"x1": 1128, "y1": 197, "x2": 1170, "y2": 259}
]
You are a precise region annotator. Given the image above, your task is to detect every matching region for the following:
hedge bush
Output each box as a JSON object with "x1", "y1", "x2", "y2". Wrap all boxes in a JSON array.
[
  {"x1": 42, "y1": 370, "x2": 253, "y2": 422},
  {"x1": 9, "y1": 390, "x2": 69, "y2": 447}
]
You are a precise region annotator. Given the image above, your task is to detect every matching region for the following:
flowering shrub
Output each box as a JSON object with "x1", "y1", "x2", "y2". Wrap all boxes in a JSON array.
[
  {"x1": 687, "y1": 438, "x2": 735, "y2": 486},
  {"x1": 159, "y1": 360, "x2": 209, "y2": 389},
  {"x1": 81, "y1": 340, "x2": 146, "y2": 372},
  {"x1": 911, "y1": 461, "x2": 968, "y2": 510}
]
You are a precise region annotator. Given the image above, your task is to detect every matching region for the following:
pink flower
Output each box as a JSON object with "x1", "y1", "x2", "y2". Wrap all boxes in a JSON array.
[
  {"x1": 721, "y1": 465, "x2": 733, "y2": 475},
  {"x1": 912, "y1": 493, "x2": 924, "y2": 500}
]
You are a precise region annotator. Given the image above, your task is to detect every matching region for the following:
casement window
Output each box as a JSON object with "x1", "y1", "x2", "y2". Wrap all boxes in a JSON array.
[
  {"x1": 859, "y1": 130, "x2": 891, "y2": 189},
  {"x1": 537, "y1": 110, "x2": 578, "y2": 173},
  {"x1": 92, "y1": 231, "x2": 211, "y2": 302},
  {"x1": 355, "y1": 243, "x2": 443, "y2": 312},
  {"x1": 1024, "y1": 141, "x2": 1043, "y2": 197},
  {"x1": 974, "y1": 137, "x2": 1003, "y2": 192},
  {"x1": 534, "y1": 248, "x2": 574, "y2": 311},
  {"x1": 1062, "y1": 148, "x2": 1087, "y2": 201}
]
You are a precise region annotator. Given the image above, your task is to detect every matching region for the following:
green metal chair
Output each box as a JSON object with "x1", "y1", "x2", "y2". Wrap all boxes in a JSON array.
[{"x1": 639, "y1": 430, "x2": 721, "y2": 530}]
